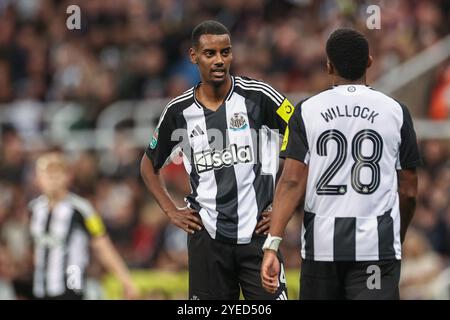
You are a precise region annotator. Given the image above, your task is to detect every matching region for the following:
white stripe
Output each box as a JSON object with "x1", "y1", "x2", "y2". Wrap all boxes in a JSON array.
[
  {"x1": 391, "y1": 196, "x2": 402, "y2": 259},
  {"x1": 167, "y1": 89, "x2": 194, "y2": 108},
  {"x1": 235, "y1": 83, "x2": 280, "y2": 106},
  {"x1": 235, "y1": 81, "x2": 282, "y2": 105},
  {"x1": 235, "y1": 77, "x2": 284, "y2": 101},
  {"x1": 30, "y1": 196, "x2": 48, "y2": 239},
  {"x1": 182, "y1": 104, "x2": 218, "y2": 239},
  {"x1": 33, "y1": 247, "x2": 46, "y2": 297},
  {"x1": 235, "y1": 80, "x2": 282, "y2": 104},
  {"x1": 46, "y1": 201, "x2": 73, "y2": 296},
  {"x1": 182, "y1": 151, "x2": 192, "y2": 175},
  {"x1": 67, "y1": 228, "x2": 89, "y2": 269},
  {"x1": 69, "y1": 193, "x2": 95, "y2": 219},
  {"x1": 301, "y1": 219, "x2": 306, "y2": 259},
  {"x1": 260, "y1": 125, "x2": 279, "y2": 188},
  {"x1": 313, "y1": 215, "x2": 334, "y2": 261},
  {"x1": 156, "y1": 90, "x2": 193, "y2": 129},
  {"x1": 30, "y1": 197, "x2": 49, "y2": 298},
  {"x1": 67, "y1": 228, "x2": 89, "y2": 291},
  {"x1": 226, "y1": 94, "x2": 258, "y2": 244},
  {"x1": 355, "y1": 217, "x2": 379, "y2": 260}
]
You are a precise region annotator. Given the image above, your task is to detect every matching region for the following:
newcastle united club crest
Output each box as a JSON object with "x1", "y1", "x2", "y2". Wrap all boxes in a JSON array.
[{"x1": 229, "y1": 113, "x2": 248, "y2": 131}]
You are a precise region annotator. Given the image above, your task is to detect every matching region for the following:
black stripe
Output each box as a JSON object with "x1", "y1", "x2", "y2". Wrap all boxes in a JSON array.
[
  {"x1": 378, "y1": 209, "x2": 396, "y2": 259},
  {"x1": 159, "y1": 90, "x2": 194, "y2": 125},
  {"x1": 245, "y1": 97, "x2": 273, "y2": 219},
  {"x1": 185, "y1": 146, "x2": 201, "y2": 211},
  {"x1": 333, "y1": 217, "x2": 356, "y2": 261},
  {"x1": 42, "y1": 207, "x2": 53, "y2": 296},
  {"x1": 203, "y1": 107, "x2": 239, "y2": 243},
  {"x1": 303, "y1": 211, "x2": 315, "y2": 260},
  {"x1": 167, "y1": 89, "x2": 194, "y2": 107},
  {"x1": 397, "y1": 101, "x2": 422, "y2": 169},
  {"x1": 234, "y1": 82, "x2": 281, "y2": 105},
  {"x1": 179, "y1": 113, "x2": 201, "y2": 211},
  {"x1": 236, "y1": 77, "x2": 284, "y2": 101}
]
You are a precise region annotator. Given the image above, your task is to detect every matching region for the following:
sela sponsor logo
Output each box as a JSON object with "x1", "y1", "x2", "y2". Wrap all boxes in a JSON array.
[
  {"x1": 34, "y1": 234, "x2": 63, "y2": 248},
  {"x1": 194, "y1": 144, "x2": 252, "y2": 173},
  {"x1": 229, "y1": 113, "x2": 248, "y2": 131}
]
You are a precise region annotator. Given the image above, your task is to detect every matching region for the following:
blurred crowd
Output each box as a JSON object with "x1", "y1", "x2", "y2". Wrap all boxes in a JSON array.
[
  {"x1": 0, "y1": 0, "x2": 449, "y2": 299},
  {"x1": 0, "y1": 0, "x2": 449, "y2": 121}
]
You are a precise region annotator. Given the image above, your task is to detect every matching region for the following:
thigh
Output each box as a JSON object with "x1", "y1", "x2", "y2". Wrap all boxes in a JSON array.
[
  {"x1": 344, "y1": 260, "x2": 401, "y2": 300},
  {"x1": 187, "y1": 229, "x2": 239, "y2": 300},
  {"x1": 300, "y1": 260, "x2": 344, "y2": 300},
  {"x1": 236, "y1": 234, "x2": 288, "y2": 300}
]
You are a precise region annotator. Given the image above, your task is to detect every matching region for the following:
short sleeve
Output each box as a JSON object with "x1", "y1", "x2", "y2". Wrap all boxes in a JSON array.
[
  {"x1": 280, "y1": 100, "x2": 309, "y2": 164},
  {"x1": 259, "y1": 84, "x2": 295, "y2": 133},
  {"x1": 83, "y1": 214, "x2": 106, "y2": 238},
  {"x1": 71, "y1": 195, "x2": 106, "y2": 238},
  {"x1": 145, "y1": 106, "x2": 179, "y2": 170},
  {"x1": 397, "y1": 103, "x2": 422, "y2": 169},
  {"x1": 263, "y1": 96, "x2": 295, "y2": 133}
]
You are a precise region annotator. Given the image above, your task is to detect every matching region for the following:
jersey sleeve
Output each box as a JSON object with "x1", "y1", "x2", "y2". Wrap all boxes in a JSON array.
[
  {"x1": 397, "y1": 103, "x2": 422, "y2": 169},
  {"x1": 260, "y1": 85, "x2": 295, "y2": 133},
  {"x1": 72, "y1": 196, "x2": 106, "y2": 238},
  {"x1": 145, "y1": 106, "x2": 179, "y2": 170},
  {"x1": 280, "y1": 100, "x2": 310, "y2": 164},
  {"x1": 83, "y1": 213, "x2": 106, "y2": 238}
]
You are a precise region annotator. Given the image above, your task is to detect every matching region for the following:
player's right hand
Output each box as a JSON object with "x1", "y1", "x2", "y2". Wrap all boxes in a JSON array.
[
  {"x1": 261, "y1": 250, "x2": 280, "y2": 294},
  {"x1": 167, "y1": 207, "x2": 203, "y2": 234},
  {"x1": 123, "y1": 281, "x2": 140, "y2": 300}
]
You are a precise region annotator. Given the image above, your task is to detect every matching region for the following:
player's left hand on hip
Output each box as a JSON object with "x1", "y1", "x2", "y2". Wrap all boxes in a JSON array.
[{"x1": 255, "y1": 210, "x2": 271, "y2": 235}]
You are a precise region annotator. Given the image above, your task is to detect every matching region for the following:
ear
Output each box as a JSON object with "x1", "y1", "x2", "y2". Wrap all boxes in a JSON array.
[
  {"x1": 189, "y1": 47, "x2": 197, "y2": 64},
  {"x1": 327, "y1": 60, "x2": 334, "y2": 75},
  {"x1": 367, "y1": 55, "x2": 373, "y2": 69}
]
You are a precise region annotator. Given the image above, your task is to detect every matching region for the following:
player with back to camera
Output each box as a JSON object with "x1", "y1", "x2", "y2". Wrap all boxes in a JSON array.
[{"x1": 261, "y1": 28, "x2": 421, "y2": 300}]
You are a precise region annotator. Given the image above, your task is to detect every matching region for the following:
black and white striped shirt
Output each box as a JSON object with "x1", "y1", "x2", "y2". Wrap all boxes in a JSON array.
[
  {"x1": 29, "y1": 193, "x2": 105, "y2": 298},
  {"x1": 146, "y1": 76, "x2": 294, "y2": 244},
  {"x1": 282, "y1": 85, "x2": 421, "y2": 261}
]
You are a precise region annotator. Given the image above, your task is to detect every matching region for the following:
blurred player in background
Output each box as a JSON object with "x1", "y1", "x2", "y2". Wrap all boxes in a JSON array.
[
  {"x1": 261, "y1": 28, "x2": 421, "y2": 299},
  {"x1": 29, "y1": 151, "x2": 138, "y2": 300},
  {"x1": 141, "y1": 20, "x2": 293, "y2": 299}
]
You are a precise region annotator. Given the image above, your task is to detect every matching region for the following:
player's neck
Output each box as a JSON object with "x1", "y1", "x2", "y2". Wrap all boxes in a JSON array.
[
  {"x1": 196, "y1": 76, "x2": 232, "y2": 111},
  {"x1": 46, "y1": 190, "x2": 68, "y2": 209},
  {"x1": 333, "y1": 75, "x2": 367, "y2": 86}
]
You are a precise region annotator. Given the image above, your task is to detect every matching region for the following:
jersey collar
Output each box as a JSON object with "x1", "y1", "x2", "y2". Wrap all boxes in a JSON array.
[
  {"x1": 332, "y1": 84, "x2": 372, "y2": 94},
  {"x1": 193, "y1": 76, "x2": 235, "y2": 109}
]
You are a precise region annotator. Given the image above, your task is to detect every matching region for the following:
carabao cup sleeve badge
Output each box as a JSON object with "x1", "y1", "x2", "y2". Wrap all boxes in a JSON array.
[{"x1": 150, "y1": 128, "x2": 159, "y2": 149}]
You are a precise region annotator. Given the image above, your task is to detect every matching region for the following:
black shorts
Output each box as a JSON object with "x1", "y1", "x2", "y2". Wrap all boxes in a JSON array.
[
  {"x1": 300, "y1": 259, "x2": 401, "y2": 300},
  {"x1": 188, "y1": 229, "x2": 288, "y2": 300},
  {"x1": 34, "y1": 290, "x2": 83, "y2": 300}
]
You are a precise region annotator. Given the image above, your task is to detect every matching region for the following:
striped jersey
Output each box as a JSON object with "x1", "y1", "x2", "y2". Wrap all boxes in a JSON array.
[
  {"x1": 282, "y1": 84, "x2": 421, "y2": 261},
  {"x1": 29, "y1": 193, "x2": 105, "y2": 298},
  {"x1": 145, "y1": 76, "x2": 294, "y2": 244}
]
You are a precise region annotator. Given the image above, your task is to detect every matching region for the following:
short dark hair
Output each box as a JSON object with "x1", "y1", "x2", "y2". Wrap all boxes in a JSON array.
[
  {"x1": 326, "y1": 28, "x2": 369, "y2": 81},
  {"x1": 191, "y1": 20, "x2": 230, "y2": 48}
]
